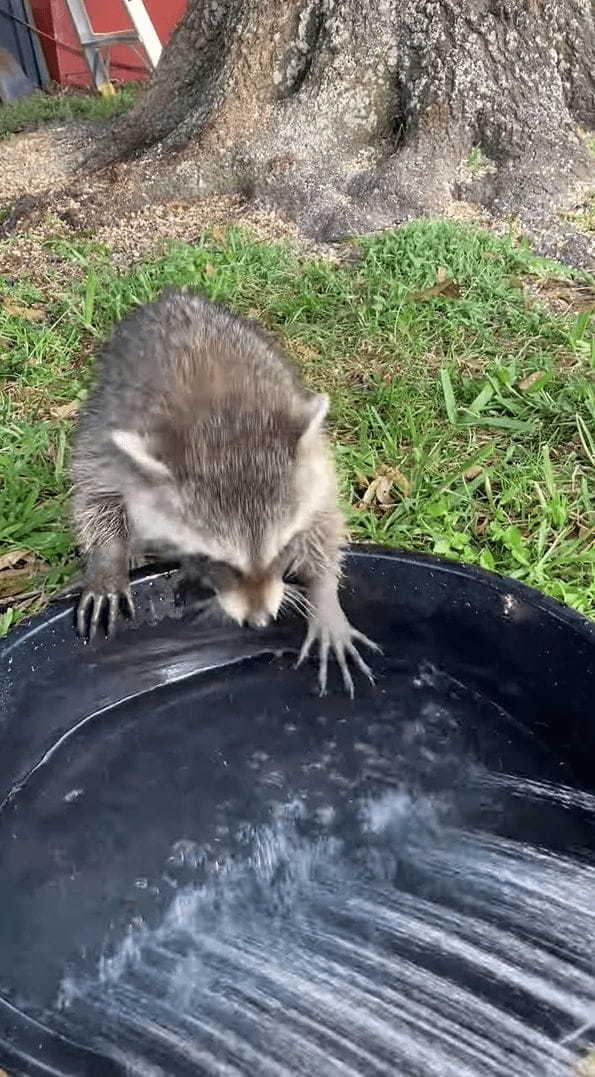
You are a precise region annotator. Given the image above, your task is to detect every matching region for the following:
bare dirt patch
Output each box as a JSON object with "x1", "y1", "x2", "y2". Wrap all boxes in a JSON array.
[
  {"x1": 0, "y1": 122, "x2": 91, "y2": 203},
  {"x1": 2, "y1": 116, "x2": 594, "y2": 281}
]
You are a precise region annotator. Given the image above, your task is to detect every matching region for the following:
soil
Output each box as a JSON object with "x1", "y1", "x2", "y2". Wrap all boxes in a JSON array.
[
  {"x1": 0, "y1": 120, "x2": 345, "y2": 281},
  {"x1": 0, "y1": 121, "x2": 92, "y2": 201},
  {"x1": 0, "y1": 119, "x2": 593, "y2": 285}
]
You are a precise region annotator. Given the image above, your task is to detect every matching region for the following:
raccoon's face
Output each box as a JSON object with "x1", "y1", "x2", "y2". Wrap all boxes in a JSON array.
[
  {"x1": 199, "y1": 554, "x2": 291, "y2": 628},
  {"x1": 109, "y1": 391, "x2": 332, "y2": 626}
]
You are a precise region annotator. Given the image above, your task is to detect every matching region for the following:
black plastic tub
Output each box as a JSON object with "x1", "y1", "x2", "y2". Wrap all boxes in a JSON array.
[{"x1": 1, "y1": 547, "x2": 594, "y2": 1077}]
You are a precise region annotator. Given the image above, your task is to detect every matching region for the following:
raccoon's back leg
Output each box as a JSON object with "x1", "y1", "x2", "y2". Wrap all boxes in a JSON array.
[{"x1": 72, "y1": 493, "x2": 134, "y2": 639}]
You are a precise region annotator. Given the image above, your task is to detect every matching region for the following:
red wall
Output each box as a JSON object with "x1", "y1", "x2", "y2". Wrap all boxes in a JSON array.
[{"x1": 30, "y1": 0, "x2": 186, "y2": 87}]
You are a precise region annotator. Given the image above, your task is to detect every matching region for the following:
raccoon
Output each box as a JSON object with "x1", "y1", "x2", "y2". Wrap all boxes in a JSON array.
[{"x1": 70, "y1": 287, "x2": 378, "y2": 695}]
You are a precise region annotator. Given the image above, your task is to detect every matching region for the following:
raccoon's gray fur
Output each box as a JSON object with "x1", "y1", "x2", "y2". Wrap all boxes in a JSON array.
[{"x1": 71, "y1": 287, "x2": 377, "y2": 694}]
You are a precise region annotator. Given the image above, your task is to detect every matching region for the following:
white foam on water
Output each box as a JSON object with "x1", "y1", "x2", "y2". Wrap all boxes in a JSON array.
[{"x1": 56, "y1": 776, "x2": 595, "y2": 1077}]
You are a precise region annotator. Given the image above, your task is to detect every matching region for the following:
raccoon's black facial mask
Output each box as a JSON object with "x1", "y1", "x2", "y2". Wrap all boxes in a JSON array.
[
  {"x1": 191, "y1": 548, "x2": 298, "y2": 594},
  {"x1": 201, "y1": 559, "x2": 242, "y2": 593}
]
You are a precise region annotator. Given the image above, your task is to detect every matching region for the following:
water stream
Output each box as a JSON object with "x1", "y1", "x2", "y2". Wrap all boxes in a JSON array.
[{"x1": 56, "y1": 774, "x2": 595, "y2": 1076}]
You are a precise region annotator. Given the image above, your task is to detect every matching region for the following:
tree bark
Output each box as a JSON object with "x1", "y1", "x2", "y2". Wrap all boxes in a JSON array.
[{"x1": 90, "y1": 0, "x2": 595, "y2": 263}]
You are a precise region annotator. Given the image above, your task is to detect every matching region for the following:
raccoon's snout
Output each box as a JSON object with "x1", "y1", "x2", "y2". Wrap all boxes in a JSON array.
[
  {"x1": 248, "y1": 611, "x2": 272, "y2": 629},
  {"x1": 216, "y1": 574, "x2": 284, "y2": 629}
]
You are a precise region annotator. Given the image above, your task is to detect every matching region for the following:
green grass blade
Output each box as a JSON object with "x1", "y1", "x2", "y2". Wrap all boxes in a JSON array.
[{"x1": 440, "y1": 368, "x2": 458, "y2": 425}]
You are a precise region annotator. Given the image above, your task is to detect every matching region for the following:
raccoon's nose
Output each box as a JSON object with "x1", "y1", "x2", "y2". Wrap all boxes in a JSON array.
[{"x1": 248, "y1": 611, "x2": 271, "y2": 629}]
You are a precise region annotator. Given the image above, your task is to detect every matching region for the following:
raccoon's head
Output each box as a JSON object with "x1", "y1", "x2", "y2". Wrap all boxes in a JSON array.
[{"x1": 109, "y1": 391, "x2": 334, "y2": 627}]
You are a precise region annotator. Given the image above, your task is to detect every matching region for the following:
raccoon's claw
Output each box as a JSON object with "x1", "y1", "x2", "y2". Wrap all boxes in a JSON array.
[
  {"x1": 77, "y1": 587, "x2": 135, "y2": 641},
  {"x1": 297, "y1": 615, "x2": 380, "y2": 698}
]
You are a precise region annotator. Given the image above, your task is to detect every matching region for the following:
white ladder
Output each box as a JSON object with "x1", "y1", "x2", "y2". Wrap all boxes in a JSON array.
[{"x1": 64, "y1": 0, "x2": 162, "y2": 96}]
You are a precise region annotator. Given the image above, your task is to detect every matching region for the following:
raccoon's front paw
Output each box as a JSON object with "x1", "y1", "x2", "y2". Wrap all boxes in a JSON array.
[
  {"x1": 296, "y1": 606, "x2": 380, "y2": 698},
  {"x1": 77, "y1": 582, "x2": 135, "y2": 640}
]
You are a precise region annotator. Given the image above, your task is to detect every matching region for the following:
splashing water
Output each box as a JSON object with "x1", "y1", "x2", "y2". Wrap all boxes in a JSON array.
[{"x1": 56, "y1": 775, "x2": 595, "y2": 1077}]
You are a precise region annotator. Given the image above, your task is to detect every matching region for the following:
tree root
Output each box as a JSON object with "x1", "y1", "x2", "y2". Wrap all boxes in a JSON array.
[
  {"x1": 2, "y1": 119, "x2": 593, "y2": 270},
  {"x1": 3, "y1": 0, "x2": 593, "y2": 270}
]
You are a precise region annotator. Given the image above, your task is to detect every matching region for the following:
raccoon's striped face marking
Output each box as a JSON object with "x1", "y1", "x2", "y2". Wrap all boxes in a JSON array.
[{"x1": 109, "y1": 389, "x2": 331, "y2": 627}]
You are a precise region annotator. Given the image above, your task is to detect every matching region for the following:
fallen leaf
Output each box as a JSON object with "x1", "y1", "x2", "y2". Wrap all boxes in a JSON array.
[
  {"x1": 361, "y1": 465, "x2": 411, "y2": 506},
  {"x1": 537, "y1": 275, "x2": 592, "y2": 292},
  {"x1": 482, "y1": 251, "x2": 503, "y2": 261},
  {"x1": 210, "y1": 225, "x2": 227, "y2": 244},
  {"x1": 460, "y1": 357, "x2": 485, "y2": 376},
  {"x1": 2, "y1": 300, "x2": 45, "y2": 320},
  {"x1": 436, "y1": 265, "x2": 450, "y2": 283},
  {"x1": 0, "y1": 548, "x2": 32, "y2": 571},
  {"x1": 204, "y1": 263, "x2": 217, "y2": 276},
  {"x1": 50, "y1": 398, "x2": 80, "y2": 419},
  {"x1": 533, "y1": 277, "x2": 595, "y2": 313},
  {"x1": 463, "y1": 465, "x2": 483, "y2": 481},
  {"x1": 0, "y1": 567, "x2": 39, "y2": 600},
  {"x1": 361, "y1": 477, "x2": 380, "y2": 506},
  {"x1": 388, "y1": 466, "x2": 412, "y2": 497},
  {"x1": 543, "y1": 288, "x2": 575, "y2": 304},
  {"x1": 375, "y1": 475, "x2": 395, "y2": 506},
  {"x1": 50, "y1": 398, "x2": 80, "y2": 417},
  {"x1": 406, "y1": 279, "x2": 461, "y2": 302},
  {"x1": 518, "y1": 370, "x2": 546, "y2": 391}
]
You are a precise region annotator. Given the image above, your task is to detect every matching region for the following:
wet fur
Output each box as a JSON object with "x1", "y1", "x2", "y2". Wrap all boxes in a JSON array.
[{"x1": 71, "y1": 287, "x2": 377, "y2": 692}]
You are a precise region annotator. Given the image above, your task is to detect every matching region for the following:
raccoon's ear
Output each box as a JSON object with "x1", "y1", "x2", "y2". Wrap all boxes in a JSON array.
[
  {"x1": 110, "y1": 430, "x2": 172, "y2": 480},
  {"x1": 298, "y1": 392, "x2": 330, "y2": 444}
]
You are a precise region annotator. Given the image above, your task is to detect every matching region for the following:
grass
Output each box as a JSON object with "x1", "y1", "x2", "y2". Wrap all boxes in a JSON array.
[
  {"x1": 466, "y1": 146, "x2": 484, "y2": 171},
  {"x1": 0, "y1": 218, "x2": 594, "y2": 634},
  {"x1": 0, "y1": 85, "x2": 140, "y2": 139}
]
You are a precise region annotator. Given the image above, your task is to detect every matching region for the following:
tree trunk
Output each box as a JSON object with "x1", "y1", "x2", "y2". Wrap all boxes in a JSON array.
[{"x1": 92, "y1": 0, "x2": 595, "y2": 263}]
